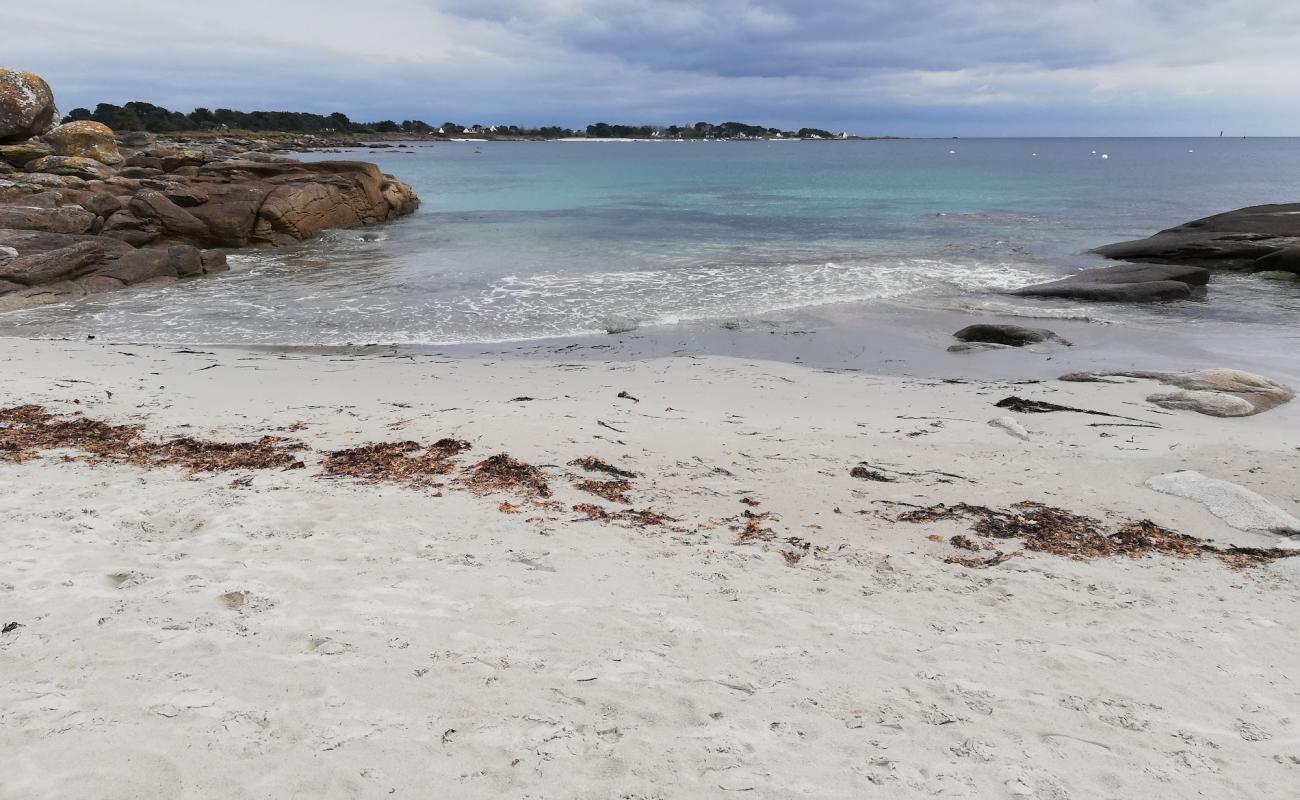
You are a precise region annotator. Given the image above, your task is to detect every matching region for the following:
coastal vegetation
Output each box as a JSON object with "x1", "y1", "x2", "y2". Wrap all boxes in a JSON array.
[{"x1": 63, "y1": 102, "x2": 859, "y2": 140}]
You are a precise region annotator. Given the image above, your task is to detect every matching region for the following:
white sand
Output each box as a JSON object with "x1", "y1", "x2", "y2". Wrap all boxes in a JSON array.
[{"x1": 2, "y1": 337, "x2": 1298, "y2": 798}]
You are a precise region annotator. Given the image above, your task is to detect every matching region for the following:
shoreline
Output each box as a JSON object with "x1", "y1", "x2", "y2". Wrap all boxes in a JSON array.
[{"x1": 3, "y1": 333, "x2": 1298, "y2": 798}]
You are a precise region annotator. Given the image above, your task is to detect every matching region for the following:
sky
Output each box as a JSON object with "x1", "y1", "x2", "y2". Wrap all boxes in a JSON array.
[{"x1": 7, "y1": 1, "x2": 1300, "y2": 136}]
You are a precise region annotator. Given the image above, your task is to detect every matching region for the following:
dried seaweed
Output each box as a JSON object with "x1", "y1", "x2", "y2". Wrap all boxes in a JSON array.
[
  {"x1": 575, "y1": 479, "x2": 633, "y2": 503},
  {"x1": 462, "y1": 453, "x2": 552, "y2": 498},
  {"x1": 850, "y1": 464, "x2": 896, "y2": 482},
  {"x1": 733, "y1": 509, "x2": 777, "y2": 543},
  {"x1": 1, "y1": 405, "x2": 142, "y2": 462},
  {"x1": 569, "y1": 456, "x2": 637, "y2": 479},
  {"x1": 949, "y1": 535, "x2": 980, "y2": 551},
  {"x1": 321, "y1": 438, "x2": 469, "y2": 486},
  {"x1": 0, "y1": 405, "x2": 302, "y2": 472},
  {"x1": 572, "y1": 503, "x2": 612, "y2": 521},
  {"x1": 943, "y1": 551, "x2": 1017, "y2": 569},
  {"x1": 898, "y1": 499, "x2": 1300, "y2": 569},
  {"x1": 133, "y1": 436, "x2": 304, "y2": 473}
]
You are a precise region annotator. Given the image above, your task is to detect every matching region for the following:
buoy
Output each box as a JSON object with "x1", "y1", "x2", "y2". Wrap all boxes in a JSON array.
[
  {"x1": 1091, "y1": 150, "x2": 1097, "y2": 154},
  {"x1": 949, "y1": 149, "x2": 956, "y2": 154},
  {"x1": 1101, "y1": 153, "x2": 1109, "y2": 160}
]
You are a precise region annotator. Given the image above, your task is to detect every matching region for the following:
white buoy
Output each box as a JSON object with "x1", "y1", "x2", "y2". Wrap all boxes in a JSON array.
[
  {"x1": 1101, "y1": 153, "x2": 1109, "y2": 160},
  {"x1": 1091, "y1": 150, "x2": 1097, "y2": 154},
  {"x1": 1031, "y1": 153, "x2": 1037, "y2": 157},
  {"x1": 949, "y1": 149, "x2": 956, "y2": 154},
  {"x1": 1188, "y1": 149, "x2": 1194, "y2": 153}
]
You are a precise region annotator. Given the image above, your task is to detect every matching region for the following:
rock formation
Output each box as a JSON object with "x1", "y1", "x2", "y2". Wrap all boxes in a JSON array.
[
  {"x1": 0, "y1": 66, "x2": 419, "y2": 311},
  {"x1": 1059, "y1": 369, "x2": 1294, "y2": 417},
  {"x1": 1093, "y1": 203, "x2": 1300, "y2": 273},
  {"x1": 0, "y1": 69, "x2": 59, "y2": 144}
]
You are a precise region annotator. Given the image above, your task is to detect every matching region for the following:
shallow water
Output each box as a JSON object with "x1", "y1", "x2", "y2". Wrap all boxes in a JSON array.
[{"x1": 2, "y1": 138, "x2": 1298, "y2": 351}]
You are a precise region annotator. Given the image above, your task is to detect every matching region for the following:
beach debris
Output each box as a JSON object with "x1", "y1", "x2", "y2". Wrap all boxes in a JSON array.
[
  {"x1": 617, "y1": 391, "x2": 640, "y2": 403},
  {"x1": 569, "y1": 456, "x2": 638, "y2": 478},
  {"x1": 995, "y1": 396, "x2": 1146, "y2": 422},
  {"x1": 0, "y1": 404, "x2": 304, "y2": 472},
  {"x1": 509, "y1": 396, "x2": 535, "y2": 402},
  {"x1": 2, "y1": 621, "x2": 21, "y2": 634},
  {"x1": 733, "y1": 509, "x2": 777, "y2": 543},
  {"x1": 498, "y1": 501, "x2": 522, "y2": 514},
  {"x1": 896, "y1": 500, "x2": 1300, "y2": 568},
  {"x1": 943, "y1": 551, "x2": 1017, "y2": 569},
  {"x1": 850, "y1": 464, "x2": 896, "y2": 482},
  {"x1": 740, "y1": 496, "x2": 761, "y2": 507},
  {"x1": 320, "y1": 438, "x2": 470, "y2": 486},
  {"x1": 571, "y1": 503, "x2": 675, "y2": 529},
  {"x1": 988, "y1": 416, "x2": 1031, "y2": 441},
  {"x1": 597, "y1": 420, "x2": 627, "y2": 433},
  {"x1": 461, "y1": 453, "x2": 552, "y2": 498},
  {"x1": 575, "y1": 479, "x2": 633, "y2": 504}
]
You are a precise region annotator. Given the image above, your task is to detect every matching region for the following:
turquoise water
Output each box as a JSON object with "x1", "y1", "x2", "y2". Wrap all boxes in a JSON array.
[{"x1": 2, "y1": 138, "x2": 1299, "y2": 344}]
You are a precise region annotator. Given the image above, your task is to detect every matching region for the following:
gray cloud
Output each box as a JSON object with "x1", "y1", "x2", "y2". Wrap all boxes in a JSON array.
[{"x1": 5, "y1": 0, "x2": 1300, "y2": 135}]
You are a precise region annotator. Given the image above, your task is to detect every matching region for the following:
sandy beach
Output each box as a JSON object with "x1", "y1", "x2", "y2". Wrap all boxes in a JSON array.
[{"x1": 2, "y1": 334, "x2": 1298, "y2": 798}]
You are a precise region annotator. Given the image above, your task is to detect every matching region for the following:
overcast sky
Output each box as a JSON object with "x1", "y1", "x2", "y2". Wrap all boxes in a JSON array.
[{"x1": 7, "y1": 1, "x2": 1300, "y2": 136}]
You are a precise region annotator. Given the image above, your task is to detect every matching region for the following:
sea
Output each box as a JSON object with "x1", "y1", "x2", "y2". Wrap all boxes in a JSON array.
[{"x1": 2, "y1": 137, "x2": 1297, "y2": 377}]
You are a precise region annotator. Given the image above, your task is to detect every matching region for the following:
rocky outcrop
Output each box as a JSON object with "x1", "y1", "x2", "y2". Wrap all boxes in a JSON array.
[
  {"x1": 0, "y1": 70, "x2": 420, "y2": 311},
  {"x1": 1012, "y1": 263, "x2": 1209, "y2": 302},
  {"x1": 1092, "y1": 203, "x2": 1300, "y2": 274},
  {"x1": 1059, "y1": 369, "x2": 1294, "y2": 417},
  {"x1": 0, "y1": 69, "x2": 59, "y2": 145}
]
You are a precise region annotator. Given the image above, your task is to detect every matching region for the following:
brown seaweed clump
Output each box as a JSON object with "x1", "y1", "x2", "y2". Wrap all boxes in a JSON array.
[
  {"x1": 1, "y1": 404, "x2": 303, "y2": 472},
  {"x1": 569, "y1": 456, "x2": 638, "y2": 479},
  {"x1": 575, "y1": 479, "x2": 633, "y2": 504},
  {"x1": 1, "y1": 405, "x2": 142, "y2": 463},
  {"x1": 462, "y1": 453, "x2": 552, "y2": 498},
  {"x1": 571, "y1": 503, "x2": 676, "y2": 529},
  {"x1": 898, "y1": 500, "x2": 1300, "y2": 569},
  {"x1": 321, "y1": 438, "x2": 470, "y2": 487},
  {"x1": 733, "y1": 509, "x2": 777, "y2": 544},
  {"x1": 133, "y1": 436, "x2": 305, "y2": 473}
]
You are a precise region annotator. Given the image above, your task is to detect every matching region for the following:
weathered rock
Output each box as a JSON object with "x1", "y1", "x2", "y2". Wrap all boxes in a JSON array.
[
  {"x1": 27, "y1": 155, "x2": 115, "y2": 181},
  {"x1": 159, "y1": 149, "x2": 206, "y2": 172},
  {"x1": 100, "y1": 210, "x2": 162, "y2": 247},
  {"x1": 1250, "y1": 246, "x2": 1300, "y2": 274},
  {"x1": 117, "y1": 166, "x2": 165, "y2": 179},
  {"x1": 953, "y1": 323, "x2": 1068, "y2": 347},
  {"x1": 0, "y1": 203, "x2": 96, "y2": 234},
  {"x1": 0, "y1": 245, "x2": 17, "y2": 264},
  {"x1": 80, "y1": 192, "x2": 124, "y2": 218},
  {"x1": 42, "y1": 120, "x2": 124, "y2": 165},
  {"x1": 1094, "y1": 203, "x2": 1300, "y2": 270},
  {"x1": 1013, "y1": 263, "x2": 1209, "y2": 303},
  {"x1": 130, "y1": 189, "x2": 209, "y2": 240},
  {"x1": 1059, "y1": 368, "x2": 1294, "y2": 417},
  {"x1": 1146, "y1": 471, "x2": 1300, "y2": 537},
  {"x1": 162, "y1": 183, "x2": 208, "y2": 208},
  {"x1": 1, "y1": 141, "x2": 52, "y2": 168},
  {"x1": 200, "y1": 249, "x2": 228, "y2": 274},
  {"x1": 0, "y1": 240, "x2": 108, "y2": 285},
  {"x1": 0, "y1": 69, "x2": 59, "y2": 144}
]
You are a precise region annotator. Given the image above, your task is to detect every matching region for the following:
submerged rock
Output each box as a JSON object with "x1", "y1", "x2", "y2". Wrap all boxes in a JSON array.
[
  {"x1": 1094, "y1": 203, "x2": 1300, "y2": 272},
  {"x1": 0, "y1": 68, "x2": 59, "y2": 144},
  {"x1": 600, "y1": 315, "x2": 639, "y2": 335},
  {"x1": 1012, "y1": 263, "x2": 1208, "y2": 302},
  {"x1": 1060, "y1": 368, "x2": 1294, "y2": 417},
  {"x1": 1146, "y1": 471, "x2": 1300, "y2": 537},
  {"x1": 952, "y1": 323, "x2": 1069, "y2": 347}
]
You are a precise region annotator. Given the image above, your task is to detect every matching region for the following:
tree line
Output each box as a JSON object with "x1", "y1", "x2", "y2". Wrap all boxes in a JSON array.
[{"x1": 63, "y1": 102, "x2": 842, "y2": 139}]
